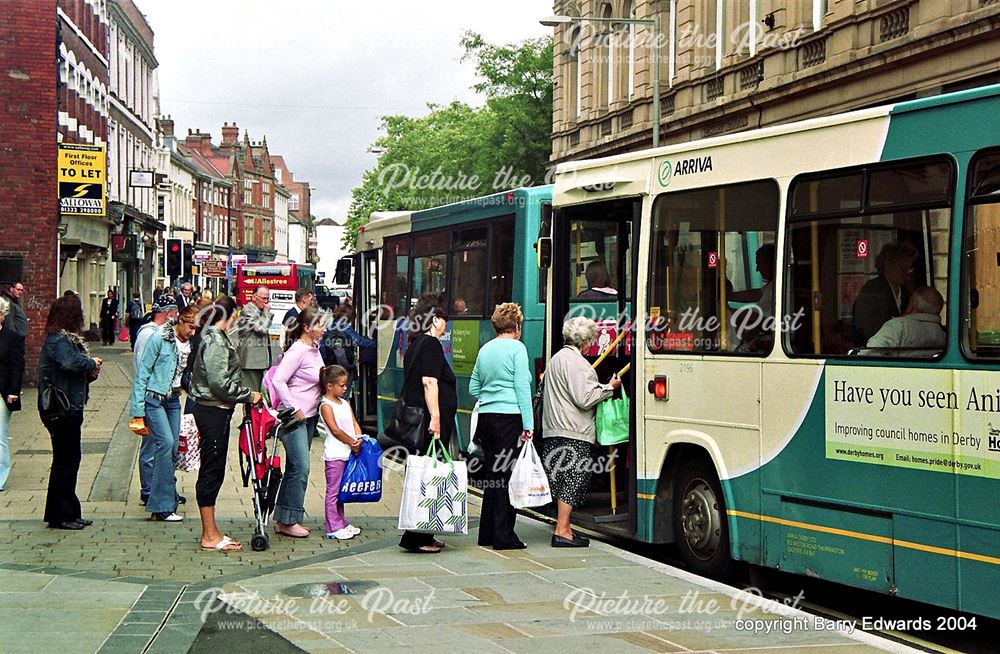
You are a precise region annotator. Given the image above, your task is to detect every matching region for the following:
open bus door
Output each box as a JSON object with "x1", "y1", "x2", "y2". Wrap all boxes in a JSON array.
[
  {"x1": 548, "y1": 197, "x2": 641, "y2": 538},
  {"x1": 348, "y1": 252, "x2": 380, "y2": 432}
]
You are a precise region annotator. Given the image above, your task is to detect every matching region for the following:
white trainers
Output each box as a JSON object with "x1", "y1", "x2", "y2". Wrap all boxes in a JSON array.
[
  {"x1": 151, "y1": 512, "x2": 183, "y2": 522},
  {"x1": 324, "y1": 527, "x2": 355, "y2": 540},
  {"x1": 346, "y1": 525, "x2": 361, "y2": 536}
]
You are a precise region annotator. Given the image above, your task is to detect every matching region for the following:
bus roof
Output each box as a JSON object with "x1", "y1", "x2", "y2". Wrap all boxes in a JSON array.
[
  {"x1": 360, "y1": 187, "x2": 553, "y2": 247},
  {"x1": 357, "y1": 211, "x2": 411, "y2": 251},
  {"x1": 553, "y1": 83, "x2": 1000, "y2": 183},
  {"x1": 411, "y1": 187, "x2": 552, "y2": 227}
]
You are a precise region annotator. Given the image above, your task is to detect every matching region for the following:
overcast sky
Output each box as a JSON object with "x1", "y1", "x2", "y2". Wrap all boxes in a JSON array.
[{"x1": 134, "y1": 0, "x2": 552, "y2": 223}]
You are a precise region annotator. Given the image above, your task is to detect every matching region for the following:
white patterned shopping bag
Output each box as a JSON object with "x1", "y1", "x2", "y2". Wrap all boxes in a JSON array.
[
  {"x1": 397, "y1": 439, "x2": 468, "y2": 534},
  {"x1": 176, "y1": 413, "x2": 201, "y2": 473}
]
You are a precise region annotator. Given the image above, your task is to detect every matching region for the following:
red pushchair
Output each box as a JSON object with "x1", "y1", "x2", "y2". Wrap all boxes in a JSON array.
[{"x1": 238, "y1": 402, "x2": 297, "y2": 551}]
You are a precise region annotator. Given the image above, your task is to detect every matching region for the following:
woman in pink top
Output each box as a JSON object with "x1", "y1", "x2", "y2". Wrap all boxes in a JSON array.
[{"x1": 270, "y1": 307, "x2": 326, "y2": 538}]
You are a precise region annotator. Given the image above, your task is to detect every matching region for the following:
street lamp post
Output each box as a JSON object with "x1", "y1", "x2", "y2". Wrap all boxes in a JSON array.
[{"x1": 541, "y1": 13, "x2": 661, "y2": 149}]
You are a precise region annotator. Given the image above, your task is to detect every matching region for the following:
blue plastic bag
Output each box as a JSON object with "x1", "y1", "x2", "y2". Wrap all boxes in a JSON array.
[{"x1": 339, "y1": 436, "x2": 383, "y2": 503}]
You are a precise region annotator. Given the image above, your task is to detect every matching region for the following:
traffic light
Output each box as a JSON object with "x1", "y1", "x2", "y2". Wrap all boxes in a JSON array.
[
  {"x1": 166, "y1": 238, "x2": 183, "y2": 278},
  {"x1": 182, "y1": 242, "x2": 195, "y2": 278}
]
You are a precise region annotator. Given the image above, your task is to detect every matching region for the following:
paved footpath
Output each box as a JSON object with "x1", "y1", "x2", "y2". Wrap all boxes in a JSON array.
[{"x1": 0, "y1": 343, "x2": 919, "y2": 653}]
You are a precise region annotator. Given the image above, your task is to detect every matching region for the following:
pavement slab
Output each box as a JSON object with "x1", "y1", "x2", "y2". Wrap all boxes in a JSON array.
[{"x1": 0, "y1": 343, "x2": 921, "y2": 654}]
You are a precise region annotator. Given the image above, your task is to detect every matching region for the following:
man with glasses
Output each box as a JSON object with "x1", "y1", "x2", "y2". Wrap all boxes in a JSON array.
[
  {"x1": 237, "y1": 286, "x2": 274, "y2": 392},
  {"x1": 2, "y1": 281, "x2": 27, "y2": 339},
  {"x1": 175, "y1": 282, "x2": 195, "y2": 310}
]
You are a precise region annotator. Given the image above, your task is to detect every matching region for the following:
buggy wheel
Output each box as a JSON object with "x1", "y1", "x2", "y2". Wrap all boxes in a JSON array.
[{"x1": 250, "y1": 533, "x2": 269, "y2": 552}]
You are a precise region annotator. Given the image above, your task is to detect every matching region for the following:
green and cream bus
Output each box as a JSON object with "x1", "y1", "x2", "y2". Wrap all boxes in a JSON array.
[{"x1": 543, "y1": 84, "x2": 1000, "y2": 618}]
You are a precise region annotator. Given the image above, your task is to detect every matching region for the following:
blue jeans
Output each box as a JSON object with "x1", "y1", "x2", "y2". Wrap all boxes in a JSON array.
[
  {"x1": 0, "y1": 401, "x2": 10, "y2": 489},
  {"x1": 144, "y1": 394, "x2": 181, "y2": 514},
  {"x1": 274, "y1": 416, "x2": 317, "y2": 525}
]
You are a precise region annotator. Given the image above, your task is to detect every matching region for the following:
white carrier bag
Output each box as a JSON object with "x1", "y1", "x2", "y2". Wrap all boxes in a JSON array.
[
  {"x1": 398, "y1": 439, "x2": 469, "y2": 534},
  {"x1": 508, "y1": 440, "x2": 551, "y2": 509}
]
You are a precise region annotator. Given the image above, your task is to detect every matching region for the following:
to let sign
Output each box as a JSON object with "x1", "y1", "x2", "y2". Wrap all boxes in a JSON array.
[{"x1": 58, "y1": 144, "x2": 106, "y2": 216}]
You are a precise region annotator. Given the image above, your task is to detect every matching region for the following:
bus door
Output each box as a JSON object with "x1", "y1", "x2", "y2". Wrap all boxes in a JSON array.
[
  {"x1": 550, "y1": 198, "x2": 639, "y2": 535},
  {"x1": 352, "y1": 252, "x2": 380, "y2": 430}
]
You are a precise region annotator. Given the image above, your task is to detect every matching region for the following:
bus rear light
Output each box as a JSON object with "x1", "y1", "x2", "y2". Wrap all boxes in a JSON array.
[{"x1": 648, "y1": 376, "x2": 668, "y2": 400}]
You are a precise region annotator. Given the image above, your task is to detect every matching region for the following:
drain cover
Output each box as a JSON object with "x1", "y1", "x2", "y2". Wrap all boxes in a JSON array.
[{"x1": 282, "y1": 580, "x2": 379, "y2": 598}]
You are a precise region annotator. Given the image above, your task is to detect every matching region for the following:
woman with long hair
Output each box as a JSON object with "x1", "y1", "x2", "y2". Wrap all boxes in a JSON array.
[
  {"x1": 129, "y1": 303, "x2": 198, "y2": 522},
  {"x1": 397, "y1": 293, "x2": 456, "y2": 553},
  {"x1": 270, "y1": 306, "x2": 326, "y2": 538},
  {"x1": 38, "y1": 295, "x2": 103, "y2": 530},
  {"x1": 188, "y1": 296, "x2": 261, "y2": 551}
]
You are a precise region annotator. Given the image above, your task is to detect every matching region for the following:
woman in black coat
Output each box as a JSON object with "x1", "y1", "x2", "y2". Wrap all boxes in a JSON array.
[
  {"x1": 38, "y1": 295, "x2": 102, "y2": 529},
  {"x1": 0, "y1": 296, "x2": 25, "y2": 491}
]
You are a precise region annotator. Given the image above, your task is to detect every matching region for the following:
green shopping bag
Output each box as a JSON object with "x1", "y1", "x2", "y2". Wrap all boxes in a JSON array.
[{"x1": 596, "y1": 395, "x2": 630, "y2": 445}]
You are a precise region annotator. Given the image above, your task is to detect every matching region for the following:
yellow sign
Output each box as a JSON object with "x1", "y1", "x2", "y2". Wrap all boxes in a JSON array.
[{"x1": 58, "y1": 144, "x2": 106, "y2": 216}]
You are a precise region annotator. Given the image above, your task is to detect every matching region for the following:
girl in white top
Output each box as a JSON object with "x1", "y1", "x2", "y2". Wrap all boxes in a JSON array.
[{"x1": 318, "y1": 365, "x2": 362, "y2": 540}]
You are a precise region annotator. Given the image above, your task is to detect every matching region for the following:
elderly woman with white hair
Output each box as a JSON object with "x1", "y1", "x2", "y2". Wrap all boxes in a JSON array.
[
  {"x1": 541, "y1": 316, "x2": 620, "y2": 547},
  {"x1": 0, "y1": 296, "x2": 26, "y2": 491}
]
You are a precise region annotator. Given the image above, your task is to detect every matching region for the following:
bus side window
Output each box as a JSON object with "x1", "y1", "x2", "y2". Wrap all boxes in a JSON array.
[
  {"x1": 490, "y1": 218, "x2": 515, "y2": 307},
  {"x1": 647, "y1": 180, "x2": 779, "y2": 355},
  {"x1": 450, "y1": 226, "x2": 488, "y2": 316},
  {"x1": 785, "y1": 158, "x2": 953, "y2": 358},
  {"x1": 963, "y1": 148, "x2": 1000, "y2": 358},
  {"x1": 381, "y1": 236, "x2": 410, "y2": 319}
]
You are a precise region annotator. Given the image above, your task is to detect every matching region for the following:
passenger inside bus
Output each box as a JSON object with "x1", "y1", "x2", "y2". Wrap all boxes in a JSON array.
[
  {"x1": 453, "y1": 297, "x2": 469, "y2": 315},
  {"x1": 862, "y1": 286, "x2": 945, "y2": 356},
  {"x1": 727, "y1": 244, "x2": 776, "y2": 352},
  {"x1": 851, "y1": 241, "x2": 918, "y2": 346},
  {"x1": 576, "y1": 260, "x2": 618, "y2": 300}
]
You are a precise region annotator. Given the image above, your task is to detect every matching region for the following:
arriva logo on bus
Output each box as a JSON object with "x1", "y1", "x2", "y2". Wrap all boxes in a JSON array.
[{"x1": 658, "y1": 155, "x2": 713, "y2": 187}]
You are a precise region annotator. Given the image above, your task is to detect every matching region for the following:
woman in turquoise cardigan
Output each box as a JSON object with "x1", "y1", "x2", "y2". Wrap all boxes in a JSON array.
[{"x1": 469, "y1": 303, "x2": 534, "y2": 550}]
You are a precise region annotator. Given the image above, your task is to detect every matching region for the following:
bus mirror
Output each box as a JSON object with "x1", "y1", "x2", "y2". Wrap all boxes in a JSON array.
[
  {"x1": 537, "y1": 237, "x2": 552, "y2": 269},
  {"x1": 334, "y1": 258, "x2": 353, "y2": 285}
]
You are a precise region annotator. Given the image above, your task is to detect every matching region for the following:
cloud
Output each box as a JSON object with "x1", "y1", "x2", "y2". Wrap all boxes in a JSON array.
[{"x1": 136, "y1": 0, "x2": 551, "y2": 222}]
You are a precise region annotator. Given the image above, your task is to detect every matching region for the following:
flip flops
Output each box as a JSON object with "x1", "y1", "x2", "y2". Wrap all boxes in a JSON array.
[{"x1": 202, "y1": 535, "x2": 242, "y2": 552}]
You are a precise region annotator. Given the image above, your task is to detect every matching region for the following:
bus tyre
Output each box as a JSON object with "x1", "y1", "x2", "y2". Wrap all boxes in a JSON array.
[{"x1": 672, "y1": 461, "x2": 735, "y2": 579}]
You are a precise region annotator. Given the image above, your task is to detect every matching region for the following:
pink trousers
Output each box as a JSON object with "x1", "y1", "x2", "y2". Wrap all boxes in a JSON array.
[{"x1": 324, "y1": 459, "x2": 349, "y2": 533}]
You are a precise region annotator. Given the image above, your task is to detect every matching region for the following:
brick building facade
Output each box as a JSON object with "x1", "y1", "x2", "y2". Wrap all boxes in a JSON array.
[
  {"x1": 56, "y1": 0, "x2": 111, "y2": 328},
  {"x1": 0, "y1": 0, "x2": 59, "y2": 379}
]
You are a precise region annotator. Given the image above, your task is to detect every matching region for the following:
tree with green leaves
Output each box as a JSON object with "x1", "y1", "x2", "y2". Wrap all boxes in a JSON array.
[{"x1": 342, "y1": 31, "x2": 553, "y2": 251}]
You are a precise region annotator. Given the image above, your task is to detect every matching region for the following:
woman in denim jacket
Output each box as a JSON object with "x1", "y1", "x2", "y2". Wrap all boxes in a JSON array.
[
  {"x1": 130, "y1": 311, "x2": 197, "y2": 522},
  {"x1": 38, "y1": 295, "x2": 102, "y2": 530}
]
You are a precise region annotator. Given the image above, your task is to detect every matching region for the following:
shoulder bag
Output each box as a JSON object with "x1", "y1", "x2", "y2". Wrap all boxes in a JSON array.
[
  {"x1": 383, "y1": 336, "x2": 430, "y2": 451},
  {"x1": 39, "y1": 381, "x2": 71, "y2": 423}
]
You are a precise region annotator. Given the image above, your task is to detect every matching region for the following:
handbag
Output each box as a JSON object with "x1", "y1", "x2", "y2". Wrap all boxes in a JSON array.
[
  {"x1": 339, "y1": 436, "x2": 383, "y2": 503},
  {"x1": 383, "y1": 398, "x2": 426, "y2": 451},
  {"x1": 398, "y1": 439, "x2": 468, "y2": 534},
  {"x1": 383, "y1": 336, "x2": 430, "y2": 451},
  {"x1": 39, "y1": 382, "x2": 71, "y2": 422}
]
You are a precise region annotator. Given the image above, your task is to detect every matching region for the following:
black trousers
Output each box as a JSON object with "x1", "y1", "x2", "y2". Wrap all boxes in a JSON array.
[
  {"x1": 43, "y1": 411, "x2": 85, "y2": 524},
  {"x1": 193, "y1": 404, "x2": 234, "y2": 508},
  {"x1": 477, "y1": 413, "x2": 523, "y2": 548},
  {"x1": 100, "y1": 318, "x2": 115, "y2": 345}
]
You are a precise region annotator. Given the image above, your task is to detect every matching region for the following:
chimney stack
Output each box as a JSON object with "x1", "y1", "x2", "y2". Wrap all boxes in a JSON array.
[
  {"x1": 157, "y1": 115, "x2": 174, "y2": 138},
  {"x1": 184, "y1": 129, "x2": 214, "y2": 157},
  {"x1": 221, "y1": 122, "x2": 239, "y2": 147}
]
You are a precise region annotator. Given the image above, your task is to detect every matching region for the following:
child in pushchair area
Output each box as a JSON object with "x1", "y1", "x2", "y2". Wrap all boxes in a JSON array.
[{"x1": 318, "y1": 365, "x2": 363, "y2": 540}]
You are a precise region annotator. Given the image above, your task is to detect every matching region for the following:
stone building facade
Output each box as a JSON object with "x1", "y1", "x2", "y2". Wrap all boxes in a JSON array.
[
  {"x1": 107, "y1": 0, "x2": 161, "y2": 305},
  {"x1": 549, "y1": 0, "x2": 1000, "y2": 165}
]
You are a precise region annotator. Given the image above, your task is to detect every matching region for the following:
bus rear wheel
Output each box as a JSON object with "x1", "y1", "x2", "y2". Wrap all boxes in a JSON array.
[{"x1": 672, "y1": 460, "x2": 735, "y2": 579}]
